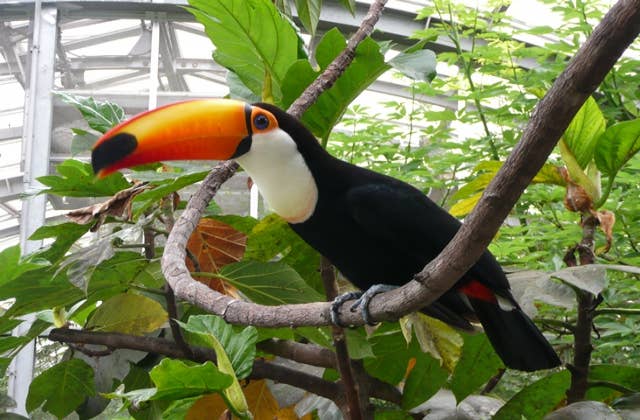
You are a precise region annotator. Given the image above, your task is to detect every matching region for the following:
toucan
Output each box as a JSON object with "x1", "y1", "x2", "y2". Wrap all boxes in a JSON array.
[{"x1": 91, "y1": 99, "x2": 561, "y2": 371}]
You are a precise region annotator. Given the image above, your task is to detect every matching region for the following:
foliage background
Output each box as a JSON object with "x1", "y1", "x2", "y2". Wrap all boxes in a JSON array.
[{"x1": 1, "y1": 0, "x2": 640, "y2": 418}]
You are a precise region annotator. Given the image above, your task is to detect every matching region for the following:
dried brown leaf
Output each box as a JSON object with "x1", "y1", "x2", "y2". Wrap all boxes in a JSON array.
[
  {"x1": 66, "y1": 182, "x2": 151, "y2": 231},
  {"x1": 186, "y1": 218, "x2": 247, "y2": 295}
]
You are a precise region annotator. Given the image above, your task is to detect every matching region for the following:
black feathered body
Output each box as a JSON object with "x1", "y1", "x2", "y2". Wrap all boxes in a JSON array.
[{"x1": 258, "y1": 103, "x2": 560, "y2": 371}]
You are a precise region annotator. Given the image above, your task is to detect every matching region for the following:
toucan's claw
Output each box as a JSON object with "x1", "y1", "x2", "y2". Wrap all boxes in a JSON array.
[
  {"x1": 330, "y1": 284, "x2": 399, "y2": 327},
  {"x1": 330, "y1": 291, "x2": 362, "y2": 327}
]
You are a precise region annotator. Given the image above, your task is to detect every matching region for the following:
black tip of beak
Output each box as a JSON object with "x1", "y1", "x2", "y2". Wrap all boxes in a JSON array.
[{"x1": 91, "y1": 132, "x2": 138, "y2": 175}]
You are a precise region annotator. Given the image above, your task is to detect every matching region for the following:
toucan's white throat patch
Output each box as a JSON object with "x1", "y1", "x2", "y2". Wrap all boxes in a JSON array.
[{"x1": 235, "y1": 128, "x2": 318, "y2": 223}]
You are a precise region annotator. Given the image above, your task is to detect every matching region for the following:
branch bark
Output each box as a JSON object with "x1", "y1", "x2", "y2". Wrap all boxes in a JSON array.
[
  {"x1": 160, "y1": 0, "x2": 640, "y2": 328},
  {"x1": 47, "y1": 328, "x2": 400, "y2": 405}
]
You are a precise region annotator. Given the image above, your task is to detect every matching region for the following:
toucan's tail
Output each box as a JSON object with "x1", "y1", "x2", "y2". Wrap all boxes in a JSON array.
[{"x1": 469, "y1": 298, "x2": 561, "y2": 371}]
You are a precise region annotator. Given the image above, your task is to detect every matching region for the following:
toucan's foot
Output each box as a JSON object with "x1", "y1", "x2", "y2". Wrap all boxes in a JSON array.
[
  {"x1": 330, "y1": 291, "x2": 362, "y2": 327},
  {"x1": 350, "y1": 284, "x2": 399, "y2": 325},
  {"x1": 330, "y1": 285, "x2": 399, "y2": 326}
]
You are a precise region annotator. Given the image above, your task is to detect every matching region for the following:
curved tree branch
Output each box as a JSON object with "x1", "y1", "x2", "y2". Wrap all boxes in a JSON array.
[{"x1": 161, "y1": 0, "x2": 640, "y2": 327}]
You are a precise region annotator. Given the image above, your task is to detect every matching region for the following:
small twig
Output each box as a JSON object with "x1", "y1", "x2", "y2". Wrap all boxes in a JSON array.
[
  {"x1": 566, "y1": 215, "x2": 601, "y2": 404},
  {"x1": 287, "y1": 0, "x2": 389, "y2": 119},
  {"x1": 587, "y1": 380, "x2": 636, "y2": 395},
  {"x1": 68, "y1": 342, "x2": 113, "y2": 357},
  {"x1": 537, "y1": 318, "x2": 576, "y2": 334},
  {"x1": 594, "y1": 308, "x2": 640, "y2": 316},
  {"x1": 165, "y1": 284, "x2": 194, "y2": 359},
  {"x1": 481, "y1": 368, "x2": 506, "y2": 395},
  {"x1": 321, "y1": 256, "x2": 365, "y2": 420}
]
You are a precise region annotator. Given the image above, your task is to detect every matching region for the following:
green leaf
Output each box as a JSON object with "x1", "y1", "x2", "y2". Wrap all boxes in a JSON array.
[
  {"x1": 295, "y1": 0, "x2": 322, "y2": 36},
  {"x1": 177, "y1": 315, "x2": 253, "y2": 418},
  {"x1": 0, "y1": 336, "x2": 31, "y2": 355},
  {"x1": 37, "y1": 159, "x2": 130, "y2": 197},
  {"x1": 449, "y1": 333, "x2": 504, "y2": 402},
  {"x1": 0, "y1": 358, "x2": 10, "y2": 379},
  {"x1": 87, "y1": 251, "x2": 161, "y2": 303},
  {"x1": 364, "y1": 323, "x2": 436, "y2": 387},
  {"x1": 282, "y1": 28, "x2": 389, "y2": 139},
  {"x1": 29, "y1": 222, "x2": 92, "y2": 264},
  {"x1": 70, "y1": 128, "x2": 99, "y2": 156},
  {"x1": 0, "y1": 245, "x2": 50, "y2": 286},
  {"x1": 187, "y1": 0, "x2": 301, "y2": 104},
  {"x1": 0, "y1": 269, "x2": 84, "y2": 317},
  {"x1": 587, "y1": 364, "x2": 640, "y2": 402},
  {"x1": 150, "y1": 359, "x2": 233, "y2": 400},
  {"x1": 245, "y1": 213, "x2": 322, "y2": 293},
  {"x1": 595, "y1": 118, "x2": 640, "y2": 179},
  {"x1": 26, "y1": 359, "x2": 95, "y2": 418},
  {"x1": 402, "y1": 353, "x2": 448, "y2": 410},
  {"x1": 132, "y1": 170, "x2": 209, "y2": 218},
  {"x1": 85, "y1": 293, "x2": 168, "y2": 335},
  {"x1": 493, "y1": 370, "x2": 571, "y2": 420},
  {"x1": 58, "y1": 93, "x2": 125, "y2": 134},
  {"x1": 562, "y1": 96, "x2": 606, "y2": 168},
  {"x1": 337, "y1": 0, "x2": 356, "y2": 15},
  {"x1": 390, "y1": 49, "x2": 437, "y2": 82},
  {"x1": 220, "y1": 260, "x2": 324, "y2": 305},
  {"x1": 400, "y1": 313, "x2": 463, "y2": 372},
  {"x1": 178, "y1": 315, "x2": 258, "y2": 380}
]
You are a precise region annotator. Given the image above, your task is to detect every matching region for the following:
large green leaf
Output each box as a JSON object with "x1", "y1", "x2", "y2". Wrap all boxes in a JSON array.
[
  {"x1": 364, "y1": 323, "x2": 439, "y2": 387},
  {"x1": 295, "y1": 0, "x2": 321, "y2": 36},
  {"x1": 26, "y1": 359, "x2": 95, "y2": 418},
  {"x1": 220, "y1": 260, "x2": 324, "y2": 305},
  {"x1": 37, "y1": 159, "x2": 130, "y2": 197},
  {"x1": 0, "y1": 269, "x2": 84, "y2": 317},
  {"x1": 29, "y1": 222, "x2": 92, "y2": 265},
  {"x1": 402, "y1": 353, "x2": 448, "y2": 410},
  {"x1": 586, "y1": 364, "x2": 640, "y2": 402},
  {"x1": 178, "y1": 315, "x2": 254, "y2": 418},
  {"x1": 151, "y1": 359, "x2": 232, "y2": 400},
  {"x1": 178, "y1": 315, "x2": 258, "y2": 380},
  {"x1": 493, "y1": 370, "x2": 571, "y2": 420},
  {"x1": 85, "y1": 293, "x2": 168, "y2": 335},
  {"x1": 187, "y1": 0, "x2": 301, "y2": 103},
  {"x1": 449, "y1": 333, "x2": 504, "y2": 402},
  {"x1": 0, "y1": 245, "x2": 49, "y2": 286},
  {"x1": 245, "y1": 213, "x2": 322, "y2": 293},
  {"x1": 562, "y1": 96, "x2": 606, "y2": 169},
  {"x1": 132, "y1": 170, "x2": 209, "y2": 218},
  {"x1": 282, "y1": 28, "x2": 389, "y2": 139},
  {"x1": 87, "y1": 251, "x2": 159, "y2": 302},
  {"x1": 595, "y1": 118, "x2": 640, "y2": 179},
  {"x1": 58, "y1": 93, "x2": 125, "y2": 134},
  {"x1": 389, "y1": 49, "x2": 437, "y2": 82}
]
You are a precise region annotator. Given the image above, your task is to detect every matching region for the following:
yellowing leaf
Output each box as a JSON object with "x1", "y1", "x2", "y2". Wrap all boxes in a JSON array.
[
  {"x1": 86, "y1": 293, "x2": 168, "y2": 335},
  {"x1": 187, "y1": 380, "x2": 309, "y2": 420},
  {"x1": 449, "y1": 192, "x2": 483, "y2": 217},
  {"x1": 400, "y1": 313, "x2": 463, "y2": 372}
]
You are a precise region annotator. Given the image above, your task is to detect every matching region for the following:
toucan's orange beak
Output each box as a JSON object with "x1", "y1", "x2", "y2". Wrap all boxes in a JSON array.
[{"x1": 91, "y1": 99, "x2": 277, "y2": 178}]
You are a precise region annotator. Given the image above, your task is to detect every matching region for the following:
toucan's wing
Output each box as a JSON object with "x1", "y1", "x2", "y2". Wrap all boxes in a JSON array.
[{"x1": 345, "y1": 182, "x2": 509, "y2": 293}]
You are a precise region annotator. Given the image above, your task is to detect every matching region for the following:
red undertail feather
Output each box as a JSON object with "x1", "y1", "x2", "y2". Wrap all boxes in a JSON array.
[{"x1": 459, "y1": 279, "x2": 497, "y2": 303}]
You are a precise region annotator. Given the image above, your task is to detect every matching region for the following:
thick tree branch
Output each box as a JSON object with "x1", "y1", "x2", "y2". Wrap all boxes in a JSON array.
[
  {"x1": 47, "y1": 328, "x2": 400, "y2": 404},
  {"x1": 161, "y1": 0, "x2": 640, "y2": 327}
]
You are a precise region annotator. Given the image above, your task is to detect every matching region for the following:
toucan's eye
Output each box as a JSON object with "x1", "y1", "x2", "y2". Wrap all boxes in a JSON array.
[{"x1": 254, "y1": 114, "x2": 269, "y2": 130}]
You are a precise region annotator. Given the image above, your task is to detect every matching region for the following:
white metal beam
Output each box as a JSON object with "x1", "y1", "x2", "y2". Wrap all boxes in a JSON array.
[{"x1": 7, "y1": 3, "x2": 57, "y2": 416}]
